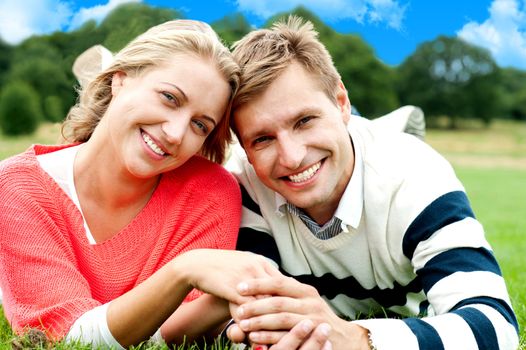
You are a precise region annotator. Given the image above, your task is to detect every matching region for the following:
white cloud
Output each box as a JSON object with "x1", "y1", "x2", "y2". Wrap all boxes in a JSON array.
[
  {"x1": 235, "y1": 0, "x2": 407, "y2": 30},
  {"x1": 69, "y1": 0, "x2": 141, "y2": 30},
  {"x1": 0, "y1": 0, "x2": 73, "y2": 44},
  {"x1": 0, "y1": 0, "x2": 140, "y2": 45},
  {"x1": 457, "y1": 0, "x2": 526, "y2": 69}
]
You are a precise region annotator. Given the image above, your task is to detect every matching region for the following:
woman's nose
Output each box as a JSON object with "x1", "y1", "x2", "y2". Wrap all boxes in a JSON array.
[{"x1": 161, "y1": 117, "x2": 189, "y2": 145}]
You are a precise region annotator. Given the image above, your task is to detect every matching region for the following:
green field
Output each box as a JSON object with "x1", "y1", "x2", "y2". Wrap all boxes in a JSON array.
[{"x1": 1, "y1": 120, "x2": 525, "y2": 349}]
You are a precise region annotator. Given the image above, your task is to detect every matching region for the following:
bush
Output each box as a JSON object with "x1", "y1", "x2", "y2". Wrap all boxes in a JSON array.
[
  {"x1": 0, "y1": 80, "x2": 41, "y2": 135},
  {"x1": 44, "y1": 95, "x2": 65, "y2": 123}
]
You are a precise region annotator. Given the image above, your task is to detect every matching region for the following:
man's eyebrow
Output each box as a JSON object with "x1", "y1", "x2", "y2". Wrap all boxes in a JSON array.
[
  {"x1": 242, "y1": 107, "x2": 321, "y2": 144},
  {"x1": 161, "y1": 82, "x2": 188, "y2": 103}
]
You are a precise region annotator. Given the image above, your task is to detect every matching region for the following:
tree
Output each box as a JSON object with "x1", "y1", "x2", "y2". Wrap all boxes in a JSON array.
[
  {"x1": 497, "y1": 68, "x2": 526, "y2": 120},
  {"x1": 397, "y1": 36, "x2": 500, "y2": 128},
  {"x1": 100, "y1": 3, "x2": 180, "y2": 51},
  {"x1": 0, "y1": 39, "x2": 12, "y2": 87},
  {"x1": 8, "y1": 56, "x2": 73, "y2": 122},
  {"x1": 212, "y1": 13, "x2": 252, "y2": 46},
  {"x1": 0, "y1": 81, "x2": 41, "y2": 135}
]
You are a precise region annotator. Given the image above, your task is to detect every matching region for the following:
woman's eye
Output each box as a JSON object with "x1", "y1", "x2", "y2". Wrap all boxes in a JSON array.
[
  {"x1": 162, "y1": 92, "x2": 179, "y2": 106},
  {"x1": 253, "y1": 136, "x2": 272, "y2": 145},
  {"x1": 192, "y1": 120, "x2": 209, "y2": 136}
]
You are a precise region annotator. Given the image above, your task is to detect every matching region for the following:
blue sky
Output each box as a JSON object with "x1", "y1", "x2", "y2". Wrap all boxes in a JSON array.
[{"x1": 1, "y1": 0, "x2": 526, "y2": 69}]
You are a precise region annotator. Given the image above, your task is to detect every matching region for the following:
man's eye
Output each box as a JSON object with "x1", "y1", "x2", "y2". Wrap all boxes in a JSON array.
[{"x1": 297, "y1": 116, "x2": 313, "y2": 127}]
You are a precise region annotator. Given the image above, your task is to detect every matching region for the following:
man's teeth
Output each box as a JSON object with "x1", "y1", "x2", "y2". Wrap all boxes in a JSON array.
[
  {"x1": 142, "y1": 132, "x2": 166, "y2": 156},
  {"x1": 289, "y1": 162, "x2": 321, "y2": 183}
]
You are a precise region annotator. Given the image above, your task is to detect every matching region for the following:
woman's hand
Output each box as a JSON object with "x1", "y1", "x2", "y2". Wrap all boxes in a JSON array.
[{"x1": 173, "y1": 249, "x2": 281, "y2": 305}]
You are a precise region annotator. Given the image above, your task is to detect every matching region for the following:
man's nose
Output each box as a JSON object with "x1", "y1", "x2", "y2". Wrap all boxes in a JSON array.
[{"x1": 277, "y1": 134, "x2": 306, "y2": 170}]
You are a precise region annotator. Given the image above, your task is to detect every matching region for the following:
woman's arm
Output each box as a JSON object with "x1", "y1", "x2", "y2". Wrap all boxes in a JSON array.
[
  {"x1": 106, "y1": 249, "x2": 280, "y2": 347},
  {"x1": 160, "y1": 293, "x2": 231, "y2": 345}
]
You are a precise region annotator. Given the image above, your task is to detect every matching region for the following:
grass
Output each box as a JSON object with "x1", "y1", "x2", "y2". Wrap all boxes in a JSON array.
[
  {"x1": 1, "y1": 119, "x2": 525, "y2": 348},
  {"x1": 0, "y1": 122, "x2": 63, "y2": 160}
]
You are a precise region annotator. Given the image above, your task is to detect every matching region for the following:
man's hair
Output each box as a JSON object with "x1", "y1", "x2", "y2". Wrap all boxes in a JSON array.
[
  {"x1": 231, "y1": 15, "x2": 341, "y2": 111},
  {"x1": 63, "y1": 20, "x2": 240, "y2": 164}
]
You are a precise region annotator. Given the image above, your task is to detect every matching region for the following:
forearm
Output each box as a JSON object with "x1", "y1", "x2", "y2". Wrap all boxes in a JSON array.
[
  {"x1": 160, "y1": 293, "x2": 231, "y2": 345},
  {"x1": 354, "y1": 305, "x2": 519, "y2": 350},
  {"x1": 107, "y1": 259, "x2": 192, "y2": 347}
]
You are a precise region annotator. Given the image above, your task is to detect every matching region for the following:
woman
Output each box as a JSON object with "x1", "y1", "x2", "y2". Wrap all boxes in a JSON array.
[{"x1": 0, "y1": 20, "x2": 277, "y2": 348}]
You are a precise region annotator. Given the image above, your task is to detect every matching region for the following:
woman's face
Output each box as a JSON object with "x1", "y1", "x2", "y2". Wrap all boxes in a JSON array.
[{"x1": 103, "y1": 54, "x2": 230, "y2": 179}]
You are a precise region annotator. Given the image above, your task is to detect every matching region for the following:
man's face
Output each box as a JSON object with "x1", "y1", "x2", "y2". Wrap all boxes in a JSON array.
[{"x1": 233, "y1": 63, "x2": 354, "y2": 224}]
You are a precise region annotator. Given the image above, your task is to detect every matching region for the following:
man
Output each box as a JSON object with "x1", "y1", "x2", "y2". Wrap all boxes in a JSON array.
[{"x1": 225, "y1": 16, "x2": 518, "y2": 349}]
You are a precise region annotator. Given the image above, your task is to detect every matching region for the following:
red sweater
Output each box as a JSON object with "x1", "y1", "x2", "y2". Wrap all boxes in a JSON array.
[{"x1": 0, "y1": 145, "x2": 241, "y2": 339}]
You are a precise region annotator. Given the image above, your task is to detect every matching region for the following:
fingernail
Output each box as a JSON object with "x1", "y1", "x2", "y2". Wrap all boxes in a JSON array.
[
  {"x1": 237, "y1": 282, "x2": 248, "y2": 293},
  {"x1": 240, "y1": 319, "x2": 250, "y2": 330},
  {"x1": 302, "y1": 319, "x2": 314, "y2": 333},
  {"x1": 319, "y1": 323, "x2": 331, "y2": 336},
  {"x1": 237, "y1": 306, "x2": 244, "y2": 318},
  {"x1": 254, "y1": 346, "x2": 266, "y2": 350}
]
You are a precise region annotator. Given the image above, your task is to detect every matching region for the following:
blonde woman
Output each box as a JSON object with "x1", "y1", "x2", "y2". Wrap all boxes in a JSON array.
[{"x1": 0, "y1": 20, "x2": 277, "y2": 348}]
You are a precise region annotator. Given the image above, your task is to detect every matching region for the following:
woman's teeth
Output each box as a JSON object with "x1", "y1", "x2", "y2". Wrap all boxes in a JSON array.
[
  {"x1": 142, "y1": 132, "x2": 166, "y2": 156},
  {"x1": 288, "y1": 162, "x2": 321, "y2": 183}
]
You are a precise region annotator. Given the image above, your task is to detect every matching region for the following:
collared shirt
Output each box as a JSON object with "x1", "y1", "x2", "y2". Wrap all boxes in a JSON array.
[{"x1": 275, "y1": 124, "x2": 365, "y2": 240}]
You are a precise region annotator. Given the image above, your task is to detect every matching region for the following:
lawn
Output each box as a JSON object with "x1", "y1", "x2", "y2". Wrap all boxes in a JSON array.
[{"x1": 1, "y1": 119, "x2": 525, "y2": 349}]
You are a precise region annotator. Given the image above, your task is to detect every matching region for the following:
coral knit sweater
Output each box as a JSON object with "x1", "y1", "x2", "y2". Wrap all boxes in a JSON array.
[{"x1": 0, "y1": 144, "x2": 241, "y2": 340}]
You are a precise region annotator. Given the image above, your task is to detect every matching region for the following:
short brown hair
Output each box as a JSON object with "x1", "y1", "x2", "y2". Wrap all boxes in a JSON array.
[
  {"x1": 231, "y1": 16, "x2": 341, "y2": 112},
  {"x1": 63, "y1": 20, "x2": 240, "y2": 164}
]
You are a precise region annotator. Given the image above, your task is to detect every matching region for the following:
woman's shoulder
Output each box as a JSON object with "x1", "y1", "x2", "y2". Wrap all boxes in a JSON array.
[
  {"x1": 0, "y1": 147, "x2": 38, "y2": 179},
  {"x1": 166, "y1": 155, "x2": 238, "y2": 187}
]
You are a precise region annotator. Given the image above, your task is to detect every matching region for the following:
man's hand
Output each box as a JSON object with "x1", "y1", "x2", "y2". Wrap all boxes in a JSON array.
[
  {"x1": 228, "y1": 319, "x2": 333, "y2": 350},
  {"x1": 229, "y1": 276, "x2": 371, "y2": 350}
]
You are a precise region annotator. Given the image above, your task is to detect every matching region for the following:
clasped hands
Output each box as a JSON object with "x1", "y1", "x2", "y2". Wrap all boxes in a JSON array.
[
  {"x1": 225, "y1": 275, "x2": 370, "y2": 350},
  {"x1": 176, "y1": 250, "x2": 368, "y2": 350}
]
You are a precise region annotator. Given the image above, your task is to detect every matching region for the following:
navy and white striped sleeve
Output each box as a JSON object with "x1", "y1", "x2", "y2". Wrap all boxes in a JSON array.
[
  {"x1": 355, "y1": 190, "x2": 518, "y2": 350},
  {"x1": 235, "y1": 184, "x2": 281, "y2": 266}
]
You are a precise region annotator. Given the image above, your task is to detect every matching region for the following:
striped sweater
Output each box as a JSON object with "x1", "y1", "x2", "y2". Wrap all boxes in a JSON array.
[
  {"x1": 0, "y1": 144, "x2": 241, "y2": 340},
  {"x1": 225, "y1": 117, "x2": 518, "y2": 349}
]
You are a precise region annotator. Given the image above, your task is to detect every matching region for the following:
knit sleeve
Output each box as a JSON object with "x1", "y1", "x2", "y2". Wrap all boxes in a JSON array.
[{"x1": 0, "y1": 164, "x2": 100, "y2": 340}]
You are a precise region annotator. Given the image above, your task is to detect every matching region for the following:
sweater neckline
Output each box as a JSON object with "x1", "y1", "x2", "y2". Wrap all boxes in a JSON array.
[{"x1": 26, "y1": 144, "x2": 167, "y2": 247}]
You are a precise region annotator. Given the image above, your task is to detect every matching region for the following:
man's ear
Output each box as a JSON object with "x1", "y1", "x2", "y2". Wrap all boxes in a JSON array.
[
  {"x1": 335, "y1": 81, "x2": 351, "y2": 124},
  {"x1": 111, "y1": 71, "x2": 127, "y2": 96}
]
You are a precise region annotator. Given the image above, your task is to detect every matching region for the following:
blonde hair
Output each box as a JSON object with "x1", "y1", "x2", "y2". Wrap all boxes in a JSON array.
[
  {"x1": 63, "y1": 20, "x2": 240, "y2": 164},
  {"x1": 231, "y1": 16, "x2": 340, "y2": 111}
]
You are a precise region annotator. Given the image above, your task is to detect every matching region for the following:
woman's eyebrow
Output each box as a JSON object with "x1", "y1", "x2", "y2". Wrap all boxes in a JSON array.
[{"x1": 161, "y1": 82, "x2": 188, "y2": 103}]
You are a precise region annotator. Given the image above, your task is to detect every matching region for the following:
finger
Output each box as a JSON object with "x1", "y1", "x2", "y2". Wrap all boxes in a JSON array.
[
  {"x1": 237, "y1": 296, "x2": 303, "y2": 319},
  {"x1": 298, "y1": 323, "x2": 332, "y2": 350},
  {"x1": 238, "y1": 277, "x2": 316, "y2": 298},
  {"x1": 321, "y1": 341, "x2": 332, "y2": 350},
  {"x1": 248, "y1": 330, "x2": 289, "y2": 345},
  {"x1": 255, "y1": 294, "x2": 273, "y2": 300},
  {"x1": 227, "y1": 323, "x2": 248, "y2": 344},
  {"x1": 263, "y1": 261, "x2": 284, "y2": 278},
  {"x1": 266, "y1": 319, "x2": 315, "y2": 350},
  {"x1": 239, "y1": 312, "x2": 303, "y2": 332}
]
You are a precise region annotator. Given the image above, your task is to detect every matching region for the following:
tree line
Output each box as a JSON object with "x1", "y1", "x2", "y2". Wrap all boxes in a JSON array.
[{"x1": 1, "y1": 3, "x2": 525, "y2": 136}]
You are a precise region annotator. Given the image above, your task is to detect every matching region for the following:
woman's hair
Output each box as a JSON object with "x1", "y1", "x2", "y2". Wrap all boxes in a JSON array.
[
  {"x1": 63, "y1": 20, "x2": 240, "y2": 164},
  {"x1": 231, "y1": 16, "x2": 340, "y2": 111}
]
